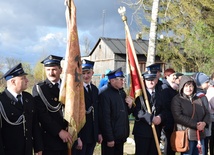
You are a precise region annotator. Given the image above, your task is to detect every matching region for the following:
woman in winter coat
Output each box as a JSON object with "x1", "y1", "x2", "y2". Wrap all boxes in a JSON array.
[{"x1": 171, "y1": 75, "x2": 210, "y2": 155}]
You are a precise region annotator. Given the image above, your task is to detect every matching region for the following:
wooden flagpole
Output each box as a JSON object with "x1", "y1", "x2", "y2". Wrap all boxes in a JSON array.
[{"x1": 118, "y1": 6, "x2": 161, "y2": 155}]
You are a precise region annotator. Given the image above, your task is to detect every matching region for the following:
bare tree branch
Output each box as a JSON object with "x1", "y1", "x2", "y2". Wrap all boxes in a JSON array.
[{"x1": 121, "y1": 0, "x2": 146, "y2": 25}]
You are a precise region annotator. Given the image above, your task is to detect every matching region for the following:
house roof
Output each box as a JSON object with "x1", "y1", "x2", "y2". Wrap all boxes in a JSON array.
[{"x1": 89, "y1": 37, "x2": 149, "y2": 56}]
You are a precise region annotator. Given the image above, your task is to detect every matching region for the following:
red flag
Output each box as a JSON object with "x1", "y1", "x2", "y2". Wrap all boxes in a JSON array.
[
  {"x1": 59, "y1": 0, "x2": 85, "y2": 147},
  {"x1": 120, "y1": 9, "x2": 162, "y2": 154},
  {"x1": 125, "y1": 28, "x2": 143, "y2": 100}
]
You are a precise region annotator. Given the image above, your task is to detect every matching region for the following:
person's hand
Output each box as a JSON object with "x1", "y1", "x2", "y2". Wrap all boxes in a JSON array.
[
  {"x1": 58, "y1": 129, "x2": 72, "y2": 144},
  {"x1": 107, "y1": 141, "x2": 115, "y2": 147},
  {"x1": 138, "y1": 110, "x2": 153, "y2": 125},
  {"x1": 98, "y1": 134, "x2": 103, "y2": 144},
  {"x1": 76, "y1": 138, "x2": 83, "y2": 150},
  {"x1": 125, "y1": 96, "x2": 133, "y2": 108},
  {"x1": 197, "y1": 122, "x2": 206, "y2": 131},
  {"x1": 152, "y1": 115, "x2": 161, "y2": 125}
]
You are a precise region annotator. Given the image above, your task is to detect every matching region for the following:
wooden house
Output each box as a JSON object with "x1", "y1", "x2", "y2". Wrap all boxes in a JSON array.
[{"x1": 82, "y1": 37, "x2": 164, "y2": 86}]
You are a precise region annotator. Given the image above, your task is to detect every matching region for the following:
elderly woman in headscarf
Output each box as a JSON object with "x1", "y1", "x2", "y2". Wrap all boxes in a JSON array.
[{"x1": 171, "y1": 75, "x2": 210, "y2": 155}]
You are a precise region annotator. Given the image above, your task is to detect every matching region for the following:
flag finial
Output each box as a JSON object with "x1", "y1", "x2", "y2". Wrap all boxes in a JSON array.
[{"x1": 118, "y1": 6, "x2": 127, "y2": 22}]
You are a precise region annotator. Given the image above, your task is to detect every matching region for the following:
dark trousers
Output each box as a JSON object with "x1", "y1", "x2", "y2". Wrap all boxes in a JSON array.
[
  {"x1": 134, "y1": 135, "x2": 158, "y2": 155},
  {"x1": 72, "y1": 142, "x2": 96, "y2": 155},
  {"x1": 101, "y1": 141, "x2": 124, "y2": 155},
  {"x1": 164, "y1": 130, "x2": 175, "y2": 155},
  {"x1": 43, "y1": 149, "x2": 68, "y2": 155}
]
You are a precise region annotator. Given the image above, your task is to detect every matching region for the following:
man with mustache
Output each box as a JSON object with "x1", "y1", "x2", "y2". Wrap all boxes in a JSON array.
[{"x1": 32, "y1": 55, "x2": 72, "y2": 155}]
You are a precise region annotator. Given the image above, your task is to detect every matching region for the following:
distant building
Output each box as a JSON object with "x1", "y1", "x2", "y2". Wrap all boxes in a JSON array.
[{"x1": 82, "y1": 37, "x2": 164, "y2": 86}]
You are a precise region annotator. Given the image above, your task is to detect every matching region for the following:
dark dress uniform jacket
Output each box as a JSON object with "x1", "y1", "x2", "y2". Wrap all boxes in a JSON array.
[
  {"x1": 0, "y1": 89, "x2": 43, "y2": 155},
  {"x1": 32, "y1": 79, "x2": 68, "y2": 151},
  {"x1": 133, "y1": 87, "x2": 164, "y2": 138},
  {"x1": 78, "y1": 84, "x2": 99, "y2": 143}
]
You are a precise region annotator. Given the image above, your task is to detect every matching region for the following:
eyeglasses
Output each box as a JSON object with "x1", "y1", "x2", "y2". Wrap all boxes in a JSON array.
[{"x1": 115, "y1": 77, "x2": 125, "y2": 81}]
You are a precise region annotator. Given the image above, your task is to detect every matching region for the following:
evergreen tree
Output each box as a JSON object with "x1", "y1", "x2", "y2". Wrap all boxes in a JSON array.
[{"x1": 124, "y1": 0, "x2": 214, "y2": 74}]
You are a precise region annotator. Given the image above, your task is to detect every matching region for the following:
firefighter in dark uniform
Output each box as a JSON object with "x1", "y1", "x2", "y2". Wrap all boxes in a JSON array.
[
  {"x1": 32, "y1": 55, "x2": 72, "y2": 155},
  {"x1": 72, "y1": 59, "x2": 103, "y2": 155},
  {"x1": 132, "y1": 69, "x2": 165, "y2": 155},
  {"x1": 0, "y1": 63, "x2": 43, "y2": 155},
  {"x1": 99, "y1": 67, "x2": 134, "y2": 155}
]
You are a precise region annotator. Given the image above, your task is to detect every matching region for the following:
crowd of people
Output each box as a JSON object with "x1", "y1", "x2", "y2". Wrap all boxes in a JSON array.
[{"x1": 0, "y1": 54, "x2": 213, "y2": 155}]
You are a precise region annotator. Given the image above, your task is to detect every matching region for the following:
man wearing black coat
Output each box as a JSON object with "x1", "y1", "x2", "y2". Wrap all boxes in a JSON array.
[
  {"x1": 0, "y1": 63, "x2": 43, "y2": 155},
  {"x1": 132, "y1": 70, "x2": 165, "y2": 155},
  {"x1": 72, "y1": 59, "x2": 102, "y2": 155},
  {"x1": 32, "y1": 55, "x2": 72, "y2": 155},
  {"x1": 99, "y1": 67, "x2": 133, "y2": 155}
]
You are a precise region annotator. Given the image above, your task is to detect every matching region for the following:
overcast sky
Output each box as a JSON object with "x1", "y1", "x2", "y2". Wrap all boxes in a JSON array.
[{"x1": 0, "y1": 0, "x2": 144, "y2": 69}]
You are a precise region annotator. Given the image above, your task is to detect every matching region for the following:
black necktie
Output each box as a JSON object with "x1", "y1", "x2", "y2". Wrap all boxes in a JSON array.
[
  {"x1": 151, "y1": 91, "x2": 156, "y2": 113},
  {"x1": 55, "y1": 83, "x2": 59, "y2": 88},
  {"x1": 16, "y1": 94, "x2": 23, "y2": 107},
  {"x1": 87, "y1": 85, "x2": 92, "y2": 94},
  {"x1": 87, "y1": 84, "x2": 93, "y2": 103},
  {"x1": 55, "y1": 83, "x2": 60, "y2": 91},
  {"x1": 150, "y1": 91, "x2": 155, "y2": 104}
]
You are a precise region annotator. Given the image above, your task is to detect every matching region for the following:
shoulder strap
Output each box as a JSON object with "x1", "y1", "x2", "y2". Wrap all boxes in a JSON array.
[
  {"x1": 191, "y1": 101, "x2": 195, "y2": 119},
  {"x1": 36, "y1": 84, "x2": 62, "y2": 113},
  {"x1": 139, "y1": 96, "x2": 147, "y2": 112},
  {"x1": 174, "y1": 97, "x2": 195, "y2": 131},
  {"x1": 0, "y1": 101, "x2": 25, "y2": 127},
  {"x1": 189, "y1": 96, "x2": 195, "y2": 119}
]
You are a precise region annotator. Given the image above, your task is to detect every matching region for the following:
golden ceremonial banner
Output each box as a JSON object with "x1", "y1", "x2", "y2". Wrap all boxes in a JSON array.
[{"x1": 59, "y1": 0, "x2": 86, "y2": 150}]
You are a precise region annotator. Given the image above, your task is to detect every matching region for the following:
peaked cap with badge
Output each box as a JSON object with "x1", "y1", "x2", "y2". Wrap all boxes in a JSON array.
[
  {"x1": 142, "y1": 63, "x2": 160, "y2": 81},
  {"x1": 0, "y1": 63, "x2": 43, "y2": 154},
  {"x1": 2, "y1": 63, "x2": 28, "y2": 81},
  {"x1": 142, "y1": 71, "x2": 157, "y2": 81},
  {"x1": 32, "y1": 55, "x2": 68, "y2": 151},
  {"x1": 106, "y1": 67, "x2": 124, "y2": 80},
  {"x1": 146, "y1": 63, "x2": 161, "y2": 74},
  {"x1": 41, "y1": 55, "x2": 63, "y2": 67},
  {"x1": 82, "y1": 59, "x2": 95, "y2": 71}
]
